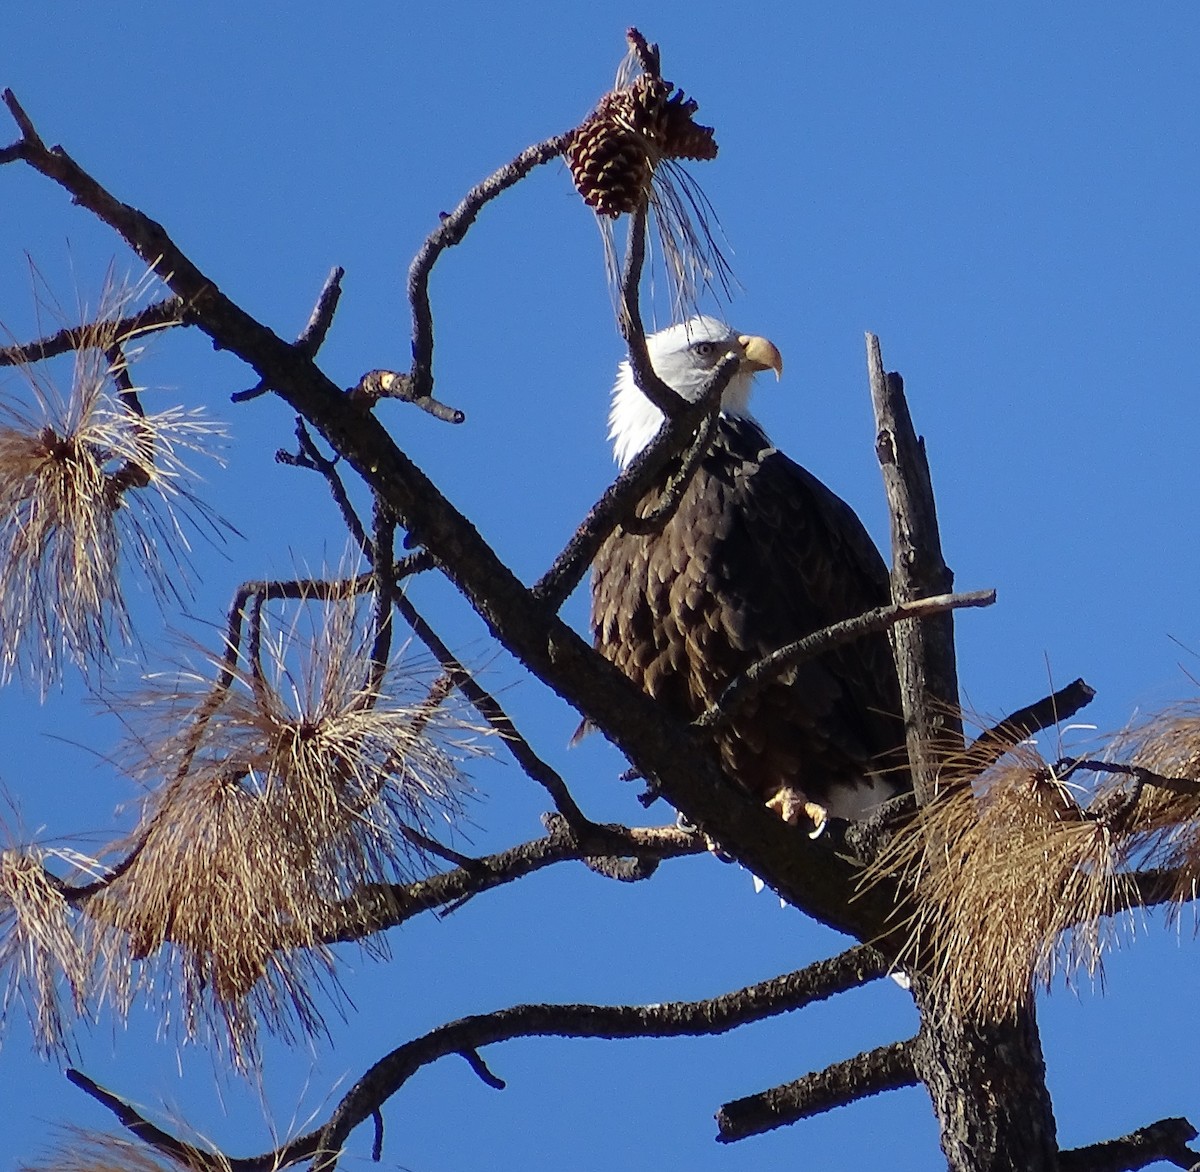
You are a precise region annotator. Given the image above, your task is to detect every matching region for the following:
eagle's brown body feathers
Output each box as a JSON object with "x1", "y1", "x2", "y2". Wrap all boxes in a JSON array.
[{"x1": 592, "y1": 387, "x2": 908, "y2": 823}]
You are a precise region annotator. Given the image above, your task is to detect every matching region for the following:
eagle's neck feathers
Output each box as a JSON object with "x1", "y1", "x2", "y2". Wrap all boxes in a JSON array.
[{"x1": 608, "y1": 316, "x2": 762, "y2": 471}]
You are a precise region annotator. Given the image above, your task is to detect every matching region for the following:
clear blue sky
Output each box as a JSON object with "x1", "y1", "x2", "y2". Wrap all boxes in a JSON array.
[{"x1": 2, "y1": 4, "x2": 1198, "y2": 1169}]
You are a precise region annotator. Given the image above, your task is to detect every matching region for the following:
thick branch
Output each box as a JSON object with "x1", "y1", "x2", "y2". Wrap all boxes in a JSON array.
[
  {"x1": 968, "y1": 678, "x2": 1097, "y2": 770},
  {"x1": 68, "y1": 945, "x2": 887, "y2": 1171},
  {"x1": 697, "y1": 590, "x2": 996, "y2": 731},
  {"x1": 2, "y1": 87, "x2": 910, "y2": 946},
  {"x1": 866, "y1": 335, "x2": 1059, "y2": 1171},
  {"x1": 716, "y1": 1038, "x2": 918, "y2": 1143},
  {"x1": 1059, "y1": 1117, "x2": 1200, "y2": 1172},
  {"x1": 298, "y1": 945, "x2": 889, "y2": 1171}
]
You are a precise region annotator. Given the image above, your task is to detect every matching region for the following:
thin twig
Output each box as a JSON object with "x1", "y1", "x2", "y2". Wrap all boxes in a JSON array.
[
  {"x1": 390, "y1": 590, "x2": 590, "y2": 828},
  {"x1": 234, "y1": 267, "x2": 346, "y2": 401},
  {"x1": 0, "y1": 297, "x2": 186, "y2": 366},
  {"x1": 459, "y1": 1048, "x2": 507, "y2": 1090},
  {"x1": 407, "y1": 133, "x2": 570, "y2": 407},
  {"x1": 697, "y1": 591, "x2": 996, "y2": 731},
  {"x1": 296, "y1": 265, "x2": 346, "y2": 357},
  {"x1": 617, "y1": 201, "x2": 683, "y2": 415},
  {"x1": 716, "y1": 1039, "x2": 918, "y2": 1143},
  {"x1": 1052, "y1": 757, "x2": 1200, "y2": 798},
  {"x1": 532, "y1": 353, "x2": 737, "y2": 610},
  {"x1": 276, "y1": 417, "x2": 371, "y2": 555},
  {"x1": 619, "y1": 406, "x2": 720, "y2": 535}
]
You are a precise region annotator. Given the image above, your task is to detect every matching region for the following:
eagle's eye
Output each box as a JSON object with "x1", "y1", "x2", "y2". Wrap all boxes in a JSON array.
[{"x1": 692, "y1": 340, "x2": 719, "y2": 360}]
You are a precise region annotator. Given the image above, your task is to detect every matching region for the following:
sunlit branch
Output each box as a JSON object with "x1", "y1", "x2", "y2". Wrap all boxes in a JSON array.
[
  {"x1": 320, "y1": 818, "x2": 701, "y2": 942},
  {"x1": 966, "y1": 678, "x2": 1097, "y2": 770}
]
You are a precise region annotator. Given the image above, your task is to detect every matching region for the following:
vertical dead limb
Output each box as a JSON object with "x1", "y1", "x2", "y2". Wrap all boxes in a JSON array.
[
  {"x1": 867, "y1": 333, "x2": 961, "y2": 804},
  {"x1": 866, "y1": 335, "x2": 1059, "y2": 1172}
]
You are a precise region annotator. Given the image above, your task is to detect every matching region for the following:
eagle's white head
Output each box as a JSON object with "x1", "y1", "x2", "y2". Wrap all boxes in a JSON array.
[{"x1": 608, "y1": 315, "x2": 784, "y2": 469}]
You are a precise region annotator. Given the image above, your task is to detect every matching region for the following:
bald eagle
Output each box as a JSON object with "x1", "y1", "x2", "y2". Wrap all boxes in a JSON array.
[{"x1": 591, "y1": 316, "x2": 909, "y2": 829}]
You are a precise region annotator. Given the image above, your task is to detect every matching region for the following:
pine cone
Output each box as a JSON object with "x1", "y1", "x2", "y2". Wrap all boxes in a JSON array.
[{"x1": 566, "y1": 75, "x2": 718, "y2": 218}]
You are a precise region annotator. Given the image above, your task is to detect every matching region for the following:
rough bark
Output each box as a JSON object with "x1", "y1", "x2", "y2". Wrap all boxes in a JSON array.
[{"x1": 868, "y1": 334, "x2": 1059, "y2": 1171}]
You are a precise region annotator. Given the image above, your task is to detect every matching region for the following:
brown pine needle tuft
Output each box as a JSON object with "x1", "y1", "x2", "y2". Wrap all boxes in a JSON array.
[
  {"x1": 0, "y1": 842, "x2": 93, "y2": 1056},
  {"x1": 91, "y1": 589, "x2": 487, "y2": 1066},
  {"x1": 0, "y1": 269, "x2": 225, "y2": 688},
  {"x1": 1115, "y1": 707, "x2": 1200, "y2": 906},
  {"x1": 868, "y1": 740, "x2": 1133, "y2": 1024}
]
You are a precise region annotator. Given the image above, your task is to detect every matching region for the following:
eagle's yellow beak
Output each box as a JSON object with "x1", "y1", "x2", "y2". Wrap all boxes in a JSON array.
[{"x1": 738, "y1": 334, "x2": 784, "y2": 380}]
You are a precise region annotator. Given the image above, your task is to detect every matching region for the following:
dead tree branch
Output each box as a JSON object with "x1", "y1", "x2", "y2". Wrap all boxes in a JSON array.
[
  {"x1": 407, "y1": 133, "x2": 570, "y2": 407},
  {"x1": 867, "y1": 334, "x2": 961, "y2": 803},
  {"x1": 66, "y1": 945, "x2": 887, "y2": 1171},
  {"x1": 967, "y1": 678, "x2": 1097, "y2": 770},
  {"x1": 532, "y1": 353, "x2": 735, "y2": 609},
  {"x1": 1058, "y1": 1117, "x2": 1200, "y2": 1172},
  {"x1": 0, "y1": 82, "x2": 907, "y2": 949},
  {"x1": 390, "y1": 590, "x2": 591, "y2": 828},
  {"x1": 0, "y1": 296, "x2": 185, "y2": 366},
  {"x1": 234, "y1": 266, "x2": 346, "y2": 401},
  {"x1": 867, "y1": 334, "x2": 1060, "y2": 1171},
  {"x1": 319, "y1": 819, "x2": 702, "y2": 943},
  {"x1": 716, "y1": 1038, "x2": 918, "y2": 1143}
]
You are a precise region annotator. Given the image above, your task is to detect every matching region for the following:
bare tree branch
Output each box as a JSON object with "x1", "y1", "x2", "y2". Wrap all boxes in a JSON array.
[
  {"x1": 716, "y1": 1038, "x2": 918, "y2": 1143},
  {"x1": 0, "y1": 296, "x2": 185, "y2": 366},
  {"x1": 304, "y1": 945, "x2": 888, "y2": 1171},
  {"x1": 867, "y1": 335, "x2": 962, "y2": 803},
  {"x1": 1059, "y1": 1117, "x2": 1200, "y2": 1172},
  {"x1": 697, "y1": 590, "x2": 997, "y2": 732},
  {"x1": 617, "y1": 201, "x2": 684, "y2": 415},
  {"x1": 234, "y1": 266, "x2": 346, "y2": 401},
  {"x1": 866, "y1": 334, "x2": 1060, "y2": 1172},
  {"x1": 389, "y1": 589, "x2": 591, "y2": 828},
  {"x1": 967, "y1": 678, "x2": 1098, "y2": 769},
  {"x1": 407, "y1": 133, "x2": 571, "y2": 407},
  {"x1": 65, "y1": 944, "x2": 888, "y2": 1171},
  {"x1": 65, "y1": 1069, "x2": 215, "y2": 1167},
  {"x1": 532, "y1": 353, "x2": 735, "y2": 610}
]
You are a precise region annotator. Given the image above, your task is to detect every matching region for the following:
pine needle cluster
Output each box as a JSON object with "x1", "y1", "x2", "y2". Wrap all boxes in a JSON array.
[
  {"x1": 88, "y1": 591, "x2": 485, "y2": 1066},
  {"x1": 0, "y1": 841, "x2": 94, "y2": 1056},
  {"x1": 0, "y1": 278, "x2": 223, "y2": 687},
  {"x1": 867, "y1": 714, "x2": 1200, "y2": 1024}
]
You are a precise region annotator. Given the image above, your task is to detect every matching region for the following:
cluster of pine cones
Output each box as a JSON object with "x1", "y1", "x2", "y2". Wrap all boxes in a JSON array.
[{"x1": 565, "y1": 72, "x2": 717, "y2": 218}]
